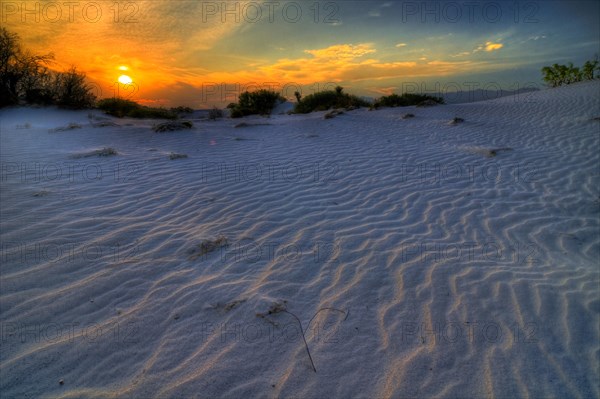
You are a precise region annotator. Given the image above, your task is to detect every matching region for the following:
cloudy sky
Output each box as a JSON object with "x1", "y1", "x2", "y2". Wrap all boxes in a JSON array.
[{"x1": 4, "y1": 0, "x2": 599, "y2": 107}]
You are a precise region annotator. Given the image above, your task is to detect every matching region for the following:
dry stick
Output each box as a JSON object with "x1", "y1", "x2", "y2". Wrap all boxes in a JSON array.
[
  {"x1": 304, "y1": 307, "x2": 348, "y2": 335},
  {"x1": 283, "y1": 309, "x2": 317, "y2": 373},
  {"x1": 283, "y1": 307, "x2": 349, "y2": 373}
]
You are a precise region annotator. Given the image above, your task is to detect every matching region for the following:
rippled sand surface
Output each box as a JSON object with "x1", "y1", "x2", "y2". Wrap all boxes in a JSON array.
[{"x1": 1, "y1": 81, "x2": 599, "y2": 398}]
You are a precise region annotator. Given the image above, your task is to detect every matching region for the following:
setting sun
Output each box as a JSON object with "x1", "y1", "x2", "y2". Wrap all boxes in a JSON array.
[{"x1": 118, "y1": 75, "x2": 133, "y2": 85}]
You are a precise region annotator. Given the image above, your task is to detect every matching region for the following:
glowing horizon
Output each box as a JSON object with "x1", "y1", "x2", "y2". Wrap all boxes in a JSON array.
[{"x1": 3, "y1": 0, "x2": 598, "y2": 107}]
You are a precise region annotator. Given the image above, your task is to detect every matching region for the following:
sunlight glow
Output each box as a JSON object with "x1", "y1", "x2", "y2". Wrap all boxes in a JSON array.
[{"x1": 118, "y1": 75, "x2": 133, "y2": 84}]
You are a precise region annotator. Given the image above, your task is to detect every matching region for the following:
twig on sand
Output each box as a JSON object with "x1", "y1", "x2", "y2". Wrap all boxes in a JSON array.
[
  {"x1": 283, "y1": 309, "x2": 318, "y2": 373},
  {"x1": 257, "y1": 302, "x2": 348, "y2": 373}
]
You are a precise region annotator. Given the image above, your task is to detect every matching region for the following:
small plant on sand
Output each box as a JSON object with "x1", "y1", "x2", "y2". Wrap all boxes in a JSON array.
[
  {"x1": 50, "y1": 122, "x2": 82, "y2": 132},
  {"x1": 324, "y1": 109, "x2": 344, "y2": 119},
  {"x1": 208, "y1": 106, "x2": 223, "y2": 120},
  {"x1": 170, "y1": 106, "x2": 194, "y2": 115},
  {"x1": 69, "y1": 147, "x2": 117, "y2": 158},
  {"x1": 96, "y1": 147, "x2": 118, "y2": 156},
  {"x1": 294, "y1": 86, "x2": 369, "y2": 114},
  {"x1": 207, "y1": 299, "x2": 247, "y2": 313},
  {"x1": 188, "y1": 235, "x2": 228, "y2": 260},
  {"x1": 229, "y1": 89, "x2": 285, "y2": 118},
  {"x1": 416, "y1": 99, "x2": 441, "y2": 107},
  {"x1": 372, "y1": 93, "x2": 444, "y2": 109},
  {"x1": 486, "y1": 147, "x2": 513, "y2": 157},
  {"x1": 33, "y1": 190, "x2": 50, "y2": 197},
  {"x1": 234, "y1": 121, "x2": 270, "y2": 128},
  {"x1": 153, "y1": 120, "x2": 193, "y2": 132},
  {"x1": 169, "y1": 152, "x2": 188, "y2": 160}
]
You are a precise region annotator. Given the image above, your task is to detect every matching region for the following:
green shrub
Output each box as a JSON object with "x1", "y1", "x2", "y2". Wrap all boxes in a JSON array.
[
  {"x1": 130, "y1": 106, "x2": 177, "y2": 119},
  {"x1": 542, "y1": 58, "x2": 599, "y2": 87},
  {"x1": 208, "y1": 106, "x2": 223, "y2": 120},
  {"x1": 97, "y1": 98, "x2": 177, "y2": 119},
  {"x1": 97, "y1": 98, "x2": 140, "y2": 117},
  {"x1": 582, "y1": 59, "x2": 599, "y2": 80},
  {"x1": 229, "y1": 89, "x2": 285, "y2": 118},
  {"x1": 229, "y1": 107, "x2": 245, "y2": 118},
  {"x1": 170, "y1": 106, "x2": 194, "y2": 114},
  {"x1": 293, "y1": 86, "x2": 369, "y2": 114},
  {"x1": 372, "y1": 93, "x2": 444, "y2": 109},
  {"x1": 153, "y1": 120, "x2": 193, "y2": 132}
]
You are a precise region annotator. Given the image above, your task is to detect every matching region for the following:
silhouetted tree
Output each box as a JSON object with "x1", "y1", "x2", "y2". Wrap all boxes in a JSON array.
[
  {"x1": 0, "y1": 27, "x2": 96, "y2": 108},
  {"x1": 54, "y1": 67, "x2": 96, "y2": 109},
  {"x1": 0, "y1": 27, "x2": 54, "y2": 106}
]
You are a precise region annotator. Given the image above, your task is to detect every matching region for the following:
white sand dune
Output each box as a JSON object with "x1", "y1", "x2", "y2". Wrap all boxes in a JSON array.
[{"x1": 1, "y1": 81, "x2": 599, "y2": 398}]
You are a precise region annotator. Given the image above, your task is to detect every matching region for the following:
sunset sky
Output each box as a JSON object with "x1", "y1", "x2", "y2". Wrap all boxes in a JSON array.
[{"x1": 3, "y1": 0, "x2": 599, "y2": 107}]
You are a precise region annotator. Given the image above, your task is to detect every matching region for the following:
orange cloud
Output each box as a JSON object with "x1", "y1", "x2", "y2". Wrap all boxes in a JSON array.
[
  {"x1": 474, "y1": 41, "x2": 504, "y2": 53},
  {"x1": 484, "y1": 42, "x2": 504, "y2": 51},
  {"x1": 191, "y1": 42, "x2": 504, "y2": 104},
  {"x1": 304, "y1": 44, "x2": 376, "y2": 59}
]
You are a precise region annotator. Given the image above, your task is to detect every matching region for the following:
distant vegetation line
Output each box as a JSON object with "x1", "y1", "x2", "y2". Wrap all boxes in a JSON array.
[{"x1": 1, "y1": 27, "x2": 599, "y2": 118}]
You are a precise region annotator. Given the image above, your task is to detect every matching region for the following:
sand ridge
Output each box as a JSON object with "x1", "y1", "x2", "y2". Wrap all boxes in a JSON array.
[{"x1": 0, "y1": 81, "x2": 599, "y2": 398}]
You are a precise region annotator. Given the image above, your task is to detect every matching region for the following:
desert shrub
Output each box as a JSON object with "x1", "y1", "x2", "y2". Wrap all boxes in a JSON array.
[
  {"x1": 324, "y1": 109, "x2": 344, "y2": 119},
  {"x1": 153, "y1": 120, "x2": 193, "y2": 132},
  {"x1": 170, "y1": 106, "x2": 193, "y2": 114},
  {"x1": 208, "y1": 106, "x2": 223, "y2": 120},
  {"x1": 582, "y1": 59, "x2": 599, "y2": 80},
  {"x1": 169, "y1": 152, "x2": 188, "y2": 160},
  {"x1": 542, "y1": 58, "x2": 599, "y2": 87},
  {"x1": 294, "y1": 86, "x2": 369, "y2": 114},
  {"x1": 372, "y1": 93, "x2": 444, "y2": 109},
  {"x1": 97, "y1": 98, "x2": 177, "y2": 119},
  {"x1": 97, "y1": 98, "x2": 140, "y2": 117},
  {"x1": 229, "y1": 89, "x2": 285, "y2": 118},
  {"x1": 129, "y1": 106, "x2": 176, "y2": 119}
]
